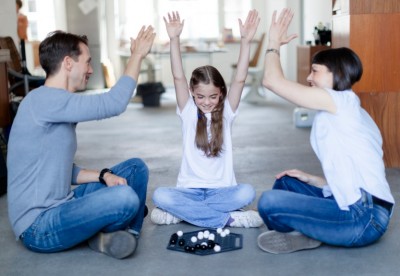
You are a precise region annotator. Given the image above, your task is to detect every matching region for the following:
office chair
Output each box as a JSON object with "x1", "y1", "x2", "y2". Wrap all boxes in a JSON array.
[
  {"x1": 0, "y1": 36, "x2": 45, "y2": 97},
  {"x1": 231, "y1": 32, "x2": 266, "y2": 103}
]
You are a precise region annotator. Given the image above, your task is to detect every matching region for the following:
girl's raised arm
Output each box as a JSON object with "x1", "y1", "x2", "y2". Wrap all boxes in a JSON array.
[
  {"x1": 228, "y1": 9, "x2": 260, "y2": 112},
  {"x1": 164, "y1": 11, "x2": 189, "y2": 111}
]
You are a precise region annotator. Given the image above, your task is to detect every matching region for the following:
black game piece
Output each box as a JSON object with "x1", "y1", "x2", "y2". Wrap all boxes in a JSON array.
[
  {"x1": 169, "y1": 233, "x2": 178, "y2": 245},
  {"x1": 178, "y1": 239, "x2": 185, "y2": 246}
]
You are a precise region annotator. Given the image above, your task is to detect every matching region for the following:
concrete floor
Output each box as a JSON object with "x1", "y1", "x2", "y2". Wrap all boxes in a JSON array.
[{"x1": 1, "y1": 88, "x2": 399, "y2": 276}]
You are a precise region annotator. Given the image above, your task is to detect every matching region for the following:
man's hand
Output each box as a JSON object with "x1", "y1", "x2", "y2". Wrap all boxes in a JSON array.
[{"x1": 103, "y1": 172, "x2": 127, "y2": 187}]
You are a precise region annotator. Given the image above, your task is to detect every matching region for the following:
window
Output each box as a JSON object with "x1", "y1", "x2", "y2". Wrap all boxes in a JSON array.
[
  {"x1": 116, "y1": 0, "x2": 251, "y2": 46},
  {"x1": 223, "y1": 0, "x2": 251, "y2": 38},
  {"x1": 157, "y1": 0, "x2": 219, "y2": 41},
  {"x1": 23, "y1": 0, "x2": 56, "y2": 40}
]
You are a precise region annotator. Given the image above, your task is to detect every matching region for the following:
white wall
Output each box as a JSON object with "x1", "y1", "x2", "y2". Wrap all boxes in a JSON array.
[
  {"x1": 303, "y1": 0, "x2": 332, "y2": 44},
  {"x1": 0, "y1": 0, "x2": 18, "y2": 43}
]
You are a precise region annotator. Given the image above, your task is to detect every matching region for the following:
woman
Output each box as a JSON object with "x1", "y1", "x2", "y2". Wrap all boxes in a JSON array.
[{"x1": 257, "y1": 9, "x2": 394, "y2": 254}]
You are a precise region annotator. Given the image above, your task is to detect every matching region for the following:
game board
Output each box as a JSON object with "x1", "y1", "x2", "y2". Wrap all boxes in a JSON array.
[{"x1": 167, "y1": 228, "x2": 243, "y2": 256}]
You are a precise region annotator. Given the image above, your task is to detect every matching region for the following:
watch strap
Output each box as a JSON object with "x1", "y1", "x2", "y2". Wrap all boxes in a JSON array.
[{"x1": 99, "y1": 168, "x2": 113, "y2": 184}]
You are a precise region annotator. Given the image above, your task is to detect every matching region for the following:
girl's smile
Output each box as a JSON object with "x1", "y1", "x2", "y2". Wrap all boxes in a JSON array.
[{"x1": 191, "y1": 83, "x2": 222, "y2": 113}]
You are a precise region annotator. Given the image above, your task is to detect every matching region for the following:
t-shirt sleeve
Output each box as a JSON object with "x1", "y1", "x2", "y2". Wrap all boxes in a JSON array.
[{"x1": 34, "y1": 76, "x2": 136, "y2": 124}]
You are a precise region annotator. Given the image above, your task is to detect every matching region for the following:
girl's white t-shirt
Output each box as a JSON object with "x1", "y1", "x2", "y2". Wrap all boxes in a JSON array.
[{"x1": 176, "y1": 97, "x2": 237, "y2": 188}]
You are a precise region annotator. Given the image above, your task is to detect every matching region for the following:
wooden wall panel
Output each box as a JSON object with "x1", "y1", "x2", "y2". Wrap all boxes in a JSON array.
[
  {"x1": 358, "y1": 92, "x2": 400, "y2": 167},
  {"x1": 350, "y1": 14, "x2": 400, "y2": 93},
  {"x1": 350, "y1": 0, "x2": 400, "y2": 14}
]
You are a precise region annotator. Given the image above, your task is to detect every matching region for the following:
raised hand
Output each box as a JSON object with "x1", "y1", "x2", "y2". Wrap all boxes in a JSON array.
[
  {"x1": 123, "y1": 25, "x2": 155, "y2": 80},
  {"x1": 239, "y1": 9, "x2": 260, "y2": 42},
  {"x1": 130, "y1": 25, "x2": 156, "y2": 58},
  {"x1": 269, "y1": 8, "x2": 297, "y2": 46},
  {"x1": 164, "y1": 11, "x2": 184, "y2": 39}
]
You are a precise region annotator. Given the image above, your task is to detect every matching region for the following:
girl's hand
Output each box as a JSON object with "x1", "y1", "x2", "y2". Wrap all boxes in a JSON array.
[
  {"x1": 269, "y1": 8, "x2": 297, "y2": 46},
  {"x1": 164, "y1": 11, "x2": 184, "y2": 39},
  {"x1": 239, "y1": 9, "x2": 260, "y2": 42}
]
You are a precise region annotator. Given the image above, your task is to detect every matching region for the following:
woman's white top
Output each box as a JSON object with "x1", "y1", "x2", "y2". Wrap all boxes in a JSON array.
[
  {"x1": 311, "y1": 89, "x2": 394, "y2": 210},
  {"x1": 176, "y1": 97, "x2": 237, "y2": 188}
]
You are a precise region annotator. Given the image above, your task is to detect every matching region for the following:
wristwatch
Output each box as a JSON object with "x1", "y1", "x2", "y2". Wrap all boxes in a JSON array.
[{"x1": 99, "y1": 168, "x2": 113, "y2": 184}]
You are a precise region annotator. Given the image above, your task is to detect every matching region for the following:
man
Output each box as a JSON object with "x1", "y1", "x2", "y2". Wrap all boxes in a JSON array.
[{"x1": 7, "y1": 27, "x2": 156, "y2": 259}]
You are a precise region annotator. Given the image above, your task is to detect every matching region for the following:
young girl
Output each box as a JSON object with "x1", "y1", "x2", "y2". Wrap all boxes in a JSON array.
[
  {"x1": 257, "y1": 9, "x2": 394, "y2": 253},
  {"x1": 151, "y1": 10, "x2": 263, "y2": 229}
]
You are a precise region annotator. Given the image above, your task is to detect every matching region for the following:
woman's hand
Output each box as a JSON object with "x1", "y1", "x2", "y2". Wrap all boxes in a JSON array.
[
  {"x1": 276, "y1": 169, "x2": 327, "y2": 188},
  {"x1": 268, "y1": 8, "x2": 297, "y2": 47}
]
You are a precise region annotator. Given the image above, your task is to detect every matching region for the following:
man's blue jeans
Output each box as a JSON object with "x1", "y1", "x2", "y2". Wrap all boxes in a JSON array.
[
  {"x1": 258, "y1": 176, "x2": 392, "y2": 247},
  {"x1": 152, "y1": 183, "x2": 256, "y2": 228},
  {"x1": 20, "y1": 158, "x2": 148, "y2": 253}
]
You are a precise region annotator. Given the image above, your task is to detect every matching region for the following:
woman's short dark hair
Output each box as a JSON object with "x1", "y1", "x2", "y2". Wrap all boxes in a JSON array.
[
  {"x1": 312, "y1": 47, "x2": 363, "y2": 91},
  {"x1": 39, "y1": 31, "x2": 88, "y2": 77}
]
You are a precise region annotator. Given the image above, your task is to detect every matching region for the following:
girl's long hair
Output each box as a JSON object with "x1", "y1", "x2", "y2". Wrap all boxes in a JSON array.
[{"x1": 189, "y1": 66, "x2": 227, "y2": 157}]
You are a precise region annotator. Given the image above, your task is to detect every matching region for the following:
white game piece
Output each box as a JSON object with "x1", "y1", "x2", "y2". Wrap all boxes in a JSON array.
[
  {"x1": 217, "y1": 228, "x2": 223, "y2": 234},
  {"x1": 224, "y1": 229, "x2": 230, "y2": 235},
  {"x1": 214, "y1": 245, "x2": 221, "y2": 252},
  {"x1": 220, "y1": 231, "x2": 226, "y2": 238},
  {"x1": 208, "y1": 233, "x2": 215, "y2": 241},
  {"x1": 201, "y1": 242, "x2": 208, "y2": 246},
  {"x1": 197, "y1": 231, "x2": 204, "y2": 239},
  {"x1": 203, "y1": 230, "x2": 210, "y2": 238},
  {"x1": 177, "y1": 230, "x2": 183, "y2": 237},
  {"x1": 191, "y1": 236, "x2": 197, "y2": 243}
]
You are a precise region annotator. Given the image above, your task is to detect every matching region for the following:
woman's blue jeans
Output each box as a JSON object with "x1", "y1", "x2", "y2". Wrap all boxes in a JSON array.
[
  {"x1": 257, "y1": 176, "x2": 392, "y2": 247},
  {"x1": 152, "y1": 183, "x2": 256, "y2": 228},
  {"x1": 20, "y1": 158, "x2": 148, "y2": 253}
]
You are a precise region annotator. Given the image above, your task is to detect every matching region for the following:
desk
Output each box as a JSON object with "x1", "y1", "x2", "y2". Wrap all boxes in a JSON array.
[
  {"x1": 153, "y1": 48, "x2": 227, "y2": 66},
  {"x1": 0, "y1": 49, "x2": 11, "y2": 128}
]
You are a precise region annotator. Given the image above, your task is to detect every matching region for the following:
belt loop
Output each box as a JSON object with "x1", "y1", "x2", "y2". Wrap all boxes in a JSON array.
[{"x1": 361, "y1": 189, "x2": 373, "y2": 209}]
